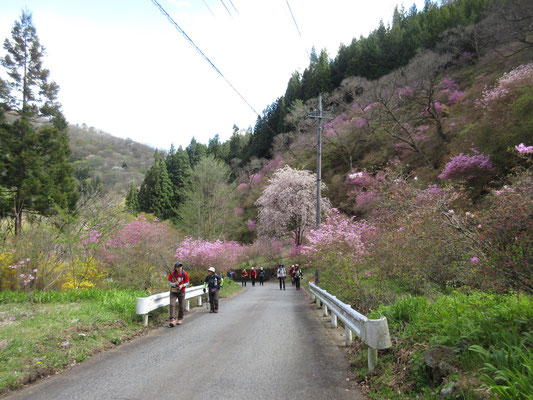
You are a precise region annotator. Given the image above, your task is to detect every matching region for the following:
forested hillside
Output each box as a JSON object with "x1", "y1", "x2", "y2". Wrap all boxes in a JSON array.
[
  {"x1": 1, "y1": 1, "x2": 532, "y2": 398},
  {"x1": 68, "y1": 124, "x2": 155, "y2": 196}
]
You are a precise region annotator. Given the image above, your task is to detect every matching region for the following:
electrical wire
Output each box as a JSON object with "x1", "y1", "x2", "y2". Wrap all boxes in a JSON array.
[
  {"x1": 151, "y1": 0, "x2": 260, "y2": 118},
  {"x1": 201, "y1": 0, "x2": 215, "y2": 17},
  {"x1": 227, "y1": 0, "x2": 239, "y2": 15},
  {"x1": 219, "y1": 0, "x2": 232, "y2": 16},
  {"x1": 285, "y1": 0, "x2": 310, "y2": 59}
]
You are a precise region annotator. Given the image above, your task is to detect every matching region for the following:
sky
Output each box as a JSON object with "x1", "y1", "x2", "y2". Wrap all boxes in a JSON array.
[{"x1": 0, "y1": 0, "x2": 425, "y2": 150}]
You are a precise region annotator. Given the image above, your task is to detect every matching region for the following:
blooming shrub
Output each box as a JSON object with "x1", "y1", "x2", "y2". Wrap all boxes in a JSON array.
[
  {"x1": 102, "y1": 214, "x2": 181, "y2": 289},
  {"x1": 479, "y1": 63, "x2": 533, "y2": 110},
  {"x1": 175, "y1": 237, "x2": 247, "y2": 272},
  {"x1": 516, "y1": 143, "x2": 533, "y2": 155},
  {"x1": 439, "y1": 151, "x2": 495, "y2": 183},
  {"x1": 302, "y1": 208, "x2": 375, "y2": 267}
]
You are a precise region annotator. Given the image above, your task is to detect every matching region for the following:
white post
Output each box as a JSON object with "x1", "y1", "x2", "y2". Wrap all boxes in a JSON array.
[
  {"x1": 316, "y1": 297, "x2": 321, "y2": 308},
  {"x1": 368, "y1": 347, "x2": 378, "y2": 372},
  {"x1": 322, "y1": 303, "x2": 328, "y2": 317},
  {"x1": 198, "y1": 295, "x2": 202, "y2": 306},
  {"x1": 345, "y1": 327, "x2": 353, "y2": 346},
  {"x1": 142, "y1": 314, "x2": 148, "y2": 326},
  {"x1": 185, "y1": 299, "x2": 190, "y2": 312},
  {"x1": 331, "y1": 314, "x2": 338, "y2": 328}
]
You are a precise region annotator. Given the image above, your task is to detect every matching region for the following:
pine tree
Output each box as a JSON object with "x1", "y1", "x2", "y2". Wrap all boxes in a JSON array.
[
  {"x1": 125, "y1": 181, "x2": 140, "y2": 215},
  {"x1": 165, "y1": 145, "x2": 192, "y2": 217},
  {"x1": 138, "y1": 154, "x2": 174, "y2": 219},
  {"x1": 0, "y1": 10, "x2": 78, "y2": 234}
]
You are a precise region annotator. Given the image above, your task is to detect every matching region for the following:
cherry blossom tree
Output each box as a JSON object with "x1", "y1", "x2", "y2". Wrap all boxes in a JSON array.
[{"x1": 255, "y1": 166, "x2": 330, "y2": 245}]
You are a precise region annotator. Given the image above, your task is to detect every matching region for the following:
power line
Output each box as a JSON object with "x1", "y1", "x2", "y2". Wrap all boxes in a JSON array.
[
  {"x1": 150, "y1": 0, "x2": 260, "y2": 118},
  {"x1": 227, "y1": 0, "x2": 239, "y2": 15},
  {"x1": 201, "y1": 0, "x2": 215, "y2": 17},
  {"x1": 285, "y1": 0, "x2": 309, "y2": 59},
  {"x1": 219, "y1": 0, "x2": 232, "y2": 17}
]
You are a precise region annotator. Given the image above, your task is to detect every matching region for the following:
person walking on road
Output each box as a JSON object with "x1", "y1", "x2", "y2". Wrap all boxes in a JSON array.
[
  {"x1": 203, "y1": 267, "x2": 222, "y2": 313},
  {"x1": 259, "y1": 267, "x2": 265, "y2": 286},
  {"x1": 289, "y1": 264, "x2": 295, "y2": 285},
  {"x1": 168, "y1": 261, "x2": 190, "y2": 327},
  {"x1": 293, "y1": 264, "x2": 303, "y2": 290},
  {"x1": 241, "y1": 268, "x2": 248, "y2": 286},
  {"x1": 277, "y1": 264, "x2": 286, "y2": 290},
  {"x1": 250, "y1": 267, "x2": 258, "y2": 286}
]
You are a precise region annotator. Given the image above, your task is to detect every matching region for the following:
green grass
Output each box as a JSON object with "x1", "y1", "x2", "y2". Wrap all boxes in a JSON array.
[
  {"x1": 0, "y1": 289, "x2": 160, "y2": 393},
  {"x1": 358, "y1": 290, "x2": 533, "y2": 398},
  {"x1": 0, "y1": 284, "x2": 243, "y2": 394}
]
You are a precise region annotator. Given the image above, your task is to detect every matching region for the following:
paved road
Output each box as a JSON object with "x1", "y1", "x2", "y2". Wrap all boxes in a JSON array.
[{"x1": 5, "y1": 282, "x2": 361, "y2": 400}]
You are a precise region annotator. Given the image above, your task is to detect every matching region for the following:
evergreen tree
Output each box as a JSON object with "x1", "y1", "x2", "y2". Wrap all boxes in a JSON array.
[
  {"x1": 0, "y1": 10, "x2": 61, "y2": 118},
  {"x1": 138, "y1": 154, "x2": 174, "y2": 219},
  {"x1": 186, "y1": 137, "x2": 207, "y2": 168},
  {"x1": 0, "y1": 10, "x2": 78, "y2": 234},
  {"x1": 125, "y1": 181, "x2": 140, "y2": 215},
  {"x1": 165, "y1": 144, "x2": 192, "y2": 217}
]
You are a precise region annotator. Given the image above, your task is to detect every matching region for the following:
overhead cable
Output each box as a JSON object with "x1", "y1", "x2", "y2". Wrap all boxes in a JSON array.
[
  {"x1": 285, "y1": 0, "x2": 310, "y2": 59},
  {"x1": 150, "y1": 0, "x2": 260, "y2": 118},
  {"x1": 201, "y1": 0, "x2": 215, "y2": 17}
]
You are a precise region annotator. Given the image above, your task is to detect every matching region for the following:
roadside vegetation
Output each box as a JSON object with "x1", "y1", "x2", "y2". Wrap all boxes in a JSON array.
[{"x1": 1, "y1": 1, "x2": 532, "y2": 399}]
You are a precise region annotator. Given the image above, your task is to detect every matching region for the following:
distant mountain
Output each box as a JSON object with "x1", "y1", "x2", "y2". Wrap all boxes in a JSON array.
[{"x1": 68, "y1": 124, "x2": 156, "y2": 196}]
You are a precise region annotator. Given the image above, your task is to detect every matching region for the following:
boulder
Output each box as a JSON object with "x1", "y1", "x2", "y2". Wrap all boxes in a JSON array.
[{"x1": 423, "y1": 346, "x2": 457, "y2": 383}]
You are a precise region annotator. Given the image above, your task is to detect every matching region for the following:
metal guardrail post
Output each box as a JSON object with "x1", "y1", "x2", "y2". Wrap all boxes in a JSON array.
[
  {"x1": 185, "y1": 299, "x2": 190, "y2": 312},
  {"x1": 331, "y1": 314, "x2": 338, "y2": 328},
  {"x1": 308, "y1": 281, "x2": 392, "y2": 372},
  {"x1": 322, "y1": 303, "x2": 328, "y2": 317},
  {"x1": 142, "y1": 314, "x2": 148, "y2": 326},
  {"x1": 345, "y1": 327, "x2": 353, "y2": 346}
]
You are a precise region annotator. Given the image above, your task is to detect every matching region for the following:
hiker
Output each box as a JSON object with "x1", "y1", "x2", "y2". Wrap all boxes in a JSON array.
[
  {"x1": 293, "y1": 264, "x2": 303, "y2": 290},
  {"x1": 289, "y1": 264, "x2": 295, "y2": 285},
  {"x1": 203, "y1": 267, "x2": 222, "y2": 313},
  {"x1": 277, "y1": 264, "x2": 286, "y2": 290},
  {"x1": 259, "y1": 267, "x2": 265, "y2": 286},
  {"x1": 250, "y1": 267, "x2": 258, "y2": 286},
  {"x1": 241, "y1": 268, "x2": 248, "y2": 286},
  {"x1": 168, "y1": 261, "x2": 190, "y2": 327}
]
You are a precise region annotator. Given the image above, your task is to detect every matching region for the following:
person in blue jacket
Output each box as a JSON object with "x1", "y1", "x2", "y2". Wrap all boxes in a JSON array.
[{"x1": 203, "y1": 267, "x2": 223, "y2": 313}]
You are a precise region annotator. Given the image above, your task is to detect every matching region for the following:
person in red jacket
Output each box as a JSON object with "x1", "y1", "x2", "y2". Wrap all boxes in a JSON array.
[
  {"x1": 168, "y1": 261, "x2": 190, "y2": 327},
  {"x1": 250, "y1": 267, "x2": 258, "y2": 286},
  {"x1": 289, "y1": 265, "x2": 295, "y2": 285},
  {"x1": 241, "y1": 268, "x2": 248, "y2": 286}
]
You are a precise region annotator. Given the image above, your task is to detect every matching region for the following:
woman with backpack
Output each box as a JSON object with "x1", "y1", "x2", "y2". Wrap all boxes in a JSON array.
[
  {"x1": 277, "y1": 264, "x2": 286, "y2": 290},
  {"x1": 293, "y1": 264, "x2": 303, "y2": 290},
  {"x1": 258, "y1": 267, "x2": 265, "y2": 286},
  {"x1": 167, "y1": 261, "x2": 190, "y2": 327},
  {"x1": 241, "y1": 268, "x2": 248, "y2": 286},
  {"x1": 203, "y1": 267, "x2": 222, "y2": 313}
]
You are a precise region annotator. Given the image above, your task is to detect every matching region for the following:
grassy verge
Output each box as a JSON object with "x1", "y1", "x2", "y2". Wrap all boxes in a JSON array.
[
  {"x1": 219, "y1": 278, "x2": 243, "y2": 298},
  {"x1": 352, "y1": 290, "x2": 533, "y2": 399},
  {"x1": 0, "y1": 284, "x2": 242, "y2": 395}
]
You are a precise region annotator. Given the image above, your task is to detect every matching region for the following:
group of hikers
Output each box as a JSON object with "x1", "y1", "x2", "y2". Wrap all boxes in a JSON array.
[{"x1": 167, "y1": 262, "x2": 304, "y2": 327}]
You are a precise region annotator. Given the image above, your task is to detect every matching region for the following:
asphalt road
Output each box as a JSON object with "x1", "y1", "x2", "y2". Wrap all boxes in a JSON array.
[{"x1": 5, "y1": 282, "x2": 362, "y2": 400}]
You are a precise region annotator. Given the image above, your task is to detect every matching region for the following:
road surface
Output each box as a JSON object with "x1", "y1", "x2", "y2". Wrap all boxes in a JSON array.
[{"x1": 5, "y1": 282, "x2": 362, "y2": 400}]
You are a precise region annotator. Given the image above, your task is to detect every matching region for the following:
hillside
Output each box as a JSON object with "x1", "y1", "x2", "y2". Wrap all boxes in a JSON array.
[{"x1": 68, "y1": 124, "x2": 156, "y2": 196}]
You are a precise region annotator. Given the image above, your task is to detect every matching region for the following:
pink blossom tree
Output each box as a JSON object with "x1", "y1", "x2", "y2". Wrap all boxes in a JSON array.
[
  {"x1": 174, "y1": 237, "x2": 247, "y2": 272},
  {"x1": 302, "y1": 208, "x2": 375, "y2": 267},
  {"x1": 255, "y1": 166, "x2": 330, "y2": 245}
]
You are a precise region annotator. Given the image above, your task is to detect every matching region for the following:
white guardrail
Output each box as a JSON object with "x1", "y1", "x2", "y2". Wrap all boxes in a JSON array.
[
  {"x1": 136, "y1": 285, "x2": 205, "y2": 326},
  {"x1": 309, "y1": 281, "x2": 392, "y2": 371}
]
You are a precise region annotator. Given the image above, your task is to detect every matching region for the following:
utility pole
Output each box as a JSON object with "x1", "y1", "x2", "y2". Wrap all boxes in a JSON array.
[{"x1": 308, "y1": 93, "x2": 333, "y2": 229}]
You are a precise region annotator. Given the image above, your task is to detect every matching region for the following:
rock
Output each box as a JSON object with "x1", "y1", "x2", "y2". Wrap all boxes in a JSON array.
[
  {"x1": 440, "y1": 383, "x2": 457, "y2": 396},
  {"x1": 423, "y1": 346, "x2": 457, "y2": 383},
  {"x1": 60, "y1": 340, "x2": 70, "y2": 348}
]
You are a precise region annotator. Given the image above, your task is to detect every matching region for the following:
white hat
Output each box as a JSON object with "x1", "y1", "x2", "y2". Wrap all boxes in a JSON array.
[{"x1": 208, "y1": 267, "x2": 215, "y2": 273}]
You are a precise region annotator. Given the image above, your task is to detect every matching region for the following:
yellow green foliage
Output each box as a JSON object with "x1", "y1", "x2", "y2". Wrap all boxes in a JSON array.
[
  {"x1": 61, "y1": 256, "x2": 107, "y2": 291},
  {"x1": 0, "y1": 251, "x2": 17, "y2": 290}
]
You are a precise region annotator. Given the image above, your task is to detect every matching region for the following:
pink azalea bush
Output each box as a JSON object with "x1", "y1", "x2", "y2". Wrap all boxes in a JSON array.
[
  {"x1": 302, "y1": 208, "x2": 375, "y2": 267},
  {"x1": 439, "y1": 151, "x2": 495, "y2": 183},
  {"x1": 175, "y1": 237, "x2": 247, "y2": 272}
]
